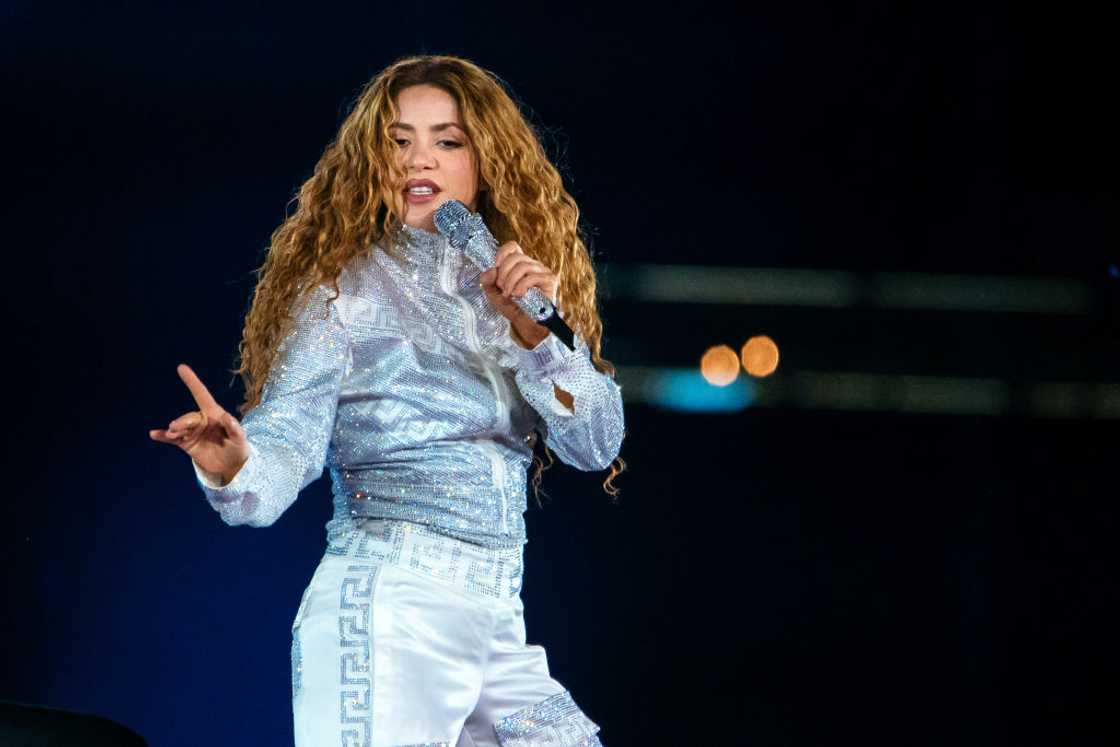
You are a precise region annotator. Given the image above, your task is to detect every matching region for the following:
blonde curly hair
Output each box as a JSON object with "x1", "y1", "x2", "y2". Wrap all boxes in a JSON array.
[{"x1": 231, "y1": 54, "x2": 625, "y2": 501}]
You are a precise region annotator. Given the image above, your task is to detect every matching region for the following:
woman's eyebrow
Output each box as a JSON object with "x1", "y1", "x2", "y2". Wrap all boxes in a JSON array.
[{"x1": 390, "y1": 122, "x2": 463, "y2": 132}]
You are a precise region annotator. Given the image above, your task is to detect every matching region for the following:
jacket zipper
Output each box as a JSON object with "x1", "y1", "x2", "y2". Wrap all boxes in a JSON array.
[{"x1": 439, "y1": 245, "x2": 511, "y2": 533}]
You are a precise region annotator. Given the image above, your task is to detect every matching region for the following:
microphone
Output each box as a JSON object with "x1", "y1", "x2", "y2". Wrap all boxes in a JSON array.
[{"x1": 433, "y1": 199, "x2": 576, "y2": 351}]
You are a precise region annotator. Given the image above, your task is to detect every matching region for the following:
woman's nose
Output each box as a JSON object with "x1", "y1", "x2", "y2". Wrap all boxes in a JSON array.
[{"x1": 406, "y1": 143, "x2": 436, "y2": 171}]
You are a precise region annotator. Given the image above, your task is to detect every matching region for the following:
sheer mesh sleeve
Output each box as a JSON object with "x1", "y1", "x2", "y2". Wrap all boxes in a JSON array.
[
  {"x1": 512, "y1": 329, "x2": 625, "y2": 471},
  {"x1": 191, "y1": 283, "x2": 352, "y2": 527}
]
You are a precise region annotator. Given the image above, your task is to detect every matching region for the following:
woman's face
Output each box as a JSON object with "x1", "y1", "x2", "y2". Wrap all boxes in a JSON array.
[{"x1": 390, "y1": 84, "x2": 481, "y2": 233}]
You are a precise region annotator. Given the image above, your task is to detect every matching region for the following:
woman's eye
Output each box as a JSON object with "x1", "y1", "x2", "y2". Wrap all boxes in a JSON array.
[{"x1": 392, "y1": 138, "x2": 462, "y2": 149}]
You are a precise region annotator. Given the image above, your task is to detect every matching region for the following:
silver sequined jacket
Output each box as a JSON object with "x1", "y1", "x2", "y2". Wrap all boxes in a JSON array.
[{"x1": 193, "y1": 224, "x2": 625, "y2": 549}]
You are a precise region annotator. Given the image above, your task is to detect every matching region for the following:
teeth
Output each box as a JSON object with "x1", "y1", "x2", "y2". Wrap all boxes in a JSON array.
[{"x1": 408, "y1": 187, "x2": 434, "y2": 194}]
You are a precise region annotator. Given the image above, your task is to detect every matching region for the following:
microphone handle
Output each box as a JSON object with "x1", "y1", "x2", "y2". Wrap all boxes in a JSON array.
[
  {"x1": 539, "y1": 307, "x2": 576, "y2": 350},
  {"x1": 460, "y1": 227, "x2": 577, "y2": 351},
  {"x1": 503, "y1": 281, "x2": 577, "y2": 352}
]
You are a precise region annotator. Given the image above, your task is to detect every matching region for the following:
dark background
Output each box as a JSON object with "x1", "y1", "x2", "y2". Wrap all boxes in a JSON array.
[{"x1": 3, "y1": 2, "x2": 1117, "y2": 745}]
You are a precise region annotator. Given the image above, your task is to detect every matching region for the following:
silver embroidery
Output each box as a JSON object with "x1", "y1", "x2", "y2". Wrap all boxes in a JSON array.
[
  {"x1": 291, "y1": 634, "x2": 303, "y2": 700},
  {"x1": 493, "y1": 690, "x2": 601, "y2": 747},
  {"x1": 340, "y1": 564, "x2": 380, "y2": 747},
  {"x1": 291, "y1": 583, "x2": 315, "y2": 700},
  {"x1": 327, "y1": 520, "x2": 522, "y2": 600}
]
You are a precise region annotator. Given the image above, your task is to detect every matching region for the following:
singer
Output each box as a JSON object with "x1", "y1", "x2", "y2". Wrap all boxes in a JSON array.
[{"x1": 149, "y1": 54, "x2": 625, "y2": 746}]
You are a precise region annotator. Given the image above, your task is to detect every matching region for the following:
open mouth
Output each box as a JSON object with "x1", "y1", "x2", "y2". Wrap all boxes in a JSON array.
[
  {"x1": 405, "y1": 188, "x2": 439, "y2": 204},
  {"x1": 404, "y1": 180, "x2": 441, "y2": 205}
]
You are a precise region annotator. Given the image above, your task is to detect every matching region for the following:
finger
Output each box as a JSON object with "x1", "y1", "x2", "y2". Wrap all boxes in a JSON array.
[
  {"x1": 498, "y1": 254, "x2": 538, "y2": 294},
  {"x1": 169, "y1": 411, "x2": 206, "y2": 432},
  {"x1": 149, "y1": 429, "x2": 185, "y2": 445},
  {"x1": 480, "y1": 267, "x2": 498, "y2": 289},
  {"x1": 223, "y1": 411, "x2": 245, "y2": 441},
  {"x1": 494, "y1": 243, "x2": 527, "y2": 286},
  {"x1": 177, "y1": 364, "x2": 221, "y2": 412},
  {"x1": 503, "y1": 260, "x2": 547, "y2": 296},
  {"x1": 512, "y1": 271, "x2": 557, "y2": 300},
  {"x1": 495, "y1": 241, "x2": 524, "y2": 266}
]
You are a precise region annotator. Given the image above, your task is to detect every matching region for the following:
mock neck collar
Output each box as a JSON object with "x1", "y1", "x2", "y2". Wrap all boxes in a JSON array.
[{"x1": 396, "y1": 223, "x2": 447, "y2": 262}]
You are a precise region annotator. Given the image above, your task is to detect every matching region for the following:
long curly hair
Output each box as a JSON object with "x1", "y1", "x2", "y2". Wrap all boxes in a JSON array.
[{"x1": 231, "y1": 54, "x2": 626, "y2": 500}]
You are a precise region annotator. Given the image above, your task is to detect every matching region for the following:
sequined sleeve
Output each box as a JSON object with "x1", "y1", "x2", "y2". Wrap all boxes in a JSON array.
[
  {"x1": 512, "y1": 329, "x2": 625, "y2": 471},
  {"x1": 191, "y1": 283, "x2": 352, "y2": 527}
]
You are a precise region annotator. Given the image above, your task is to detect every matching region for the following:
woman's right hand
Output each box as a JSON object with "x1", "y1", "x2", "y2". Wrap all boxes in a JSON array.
[{"x1": 149, "y1": 364, "x2": 250, "y2": 486}]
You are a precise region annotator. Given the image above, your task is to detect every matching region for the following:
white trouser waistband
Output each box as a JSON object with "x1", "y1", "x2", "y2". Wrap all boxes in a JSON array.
[{"x1": 324, "y1": 518, "x2": 524, "y2": 600}]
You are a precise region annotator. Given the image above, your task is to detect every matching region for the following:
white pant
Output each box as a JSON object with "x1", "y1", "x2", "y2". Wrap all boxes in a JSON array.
[{"x1": 291, "y1": 519, "x2": 604, "y2": 746}]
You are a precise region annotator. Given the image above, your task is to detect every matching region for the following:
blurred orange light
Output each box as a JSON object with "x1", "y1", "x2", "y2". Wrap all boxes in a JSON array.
[
  {"x1": 741, "y1": 335, "x2": 779, "y2": 377},
  {"x1": 700, "y1": 345, "x2": 741, "y2": 386}
]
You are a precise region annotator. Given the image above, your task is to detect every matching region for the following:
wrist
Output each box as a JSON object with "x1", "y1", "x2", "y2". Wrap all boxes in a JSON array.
[
  {"x1": 198, "y1": 465, "x2": 232, "y2": 487},
  {"x1": 511, "y1": 320, "x2": 549, "y2": 349},
  {"x1": 195, "y1": 451, "x2": 250, "y2": 489}
]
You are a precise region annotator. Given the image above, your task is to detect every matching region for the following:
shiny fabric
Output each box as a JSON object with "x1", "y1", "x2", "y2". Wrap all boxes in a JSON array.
[
  {"x1": 291, "y1": 520, "x2": 603, "y2": 746},
  {"x1": 193, "y1": 223, "x2": 625, "y2": 549}
]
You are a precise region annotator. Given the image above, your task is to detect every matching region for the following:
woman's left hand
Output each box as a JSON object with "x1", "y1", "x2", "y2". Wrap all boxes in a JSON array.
[{"x1": 480, "y1": 241, "x2": 560, "y2": 325}]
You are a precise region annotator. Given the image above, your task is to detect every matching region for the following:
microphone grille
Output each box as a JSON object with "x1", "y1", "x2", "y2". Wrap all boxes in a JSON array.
[{"x1": 433, "y1": 199, "x2": 470, "y2": 241}]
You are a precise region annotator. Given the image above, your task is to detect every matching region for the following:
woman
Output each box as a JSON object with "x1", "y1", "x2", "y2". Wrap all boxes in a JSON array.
[{"x1": 149, "y1": 55, "x2": 625, "y2": 746}]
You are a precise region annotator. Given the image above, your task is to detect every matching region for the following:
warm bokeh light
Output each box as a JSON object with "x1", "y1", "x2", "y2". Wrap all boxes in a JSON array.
[
  {"x1": 700, "y1": 345, "x2": 741, "y2": 386},
  {"x1": 741, "y1": 335, "x2": 780, "y2": 377}
]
